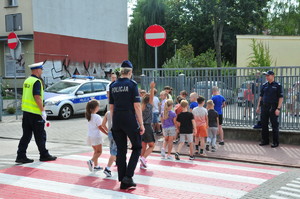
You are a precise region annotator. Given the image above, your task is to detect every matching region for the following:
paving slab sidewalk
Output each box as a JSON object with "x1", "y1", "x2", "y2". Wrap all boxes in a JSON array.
[{"x1": 153, "y1": 135, "x2": 300, "y2": 168}]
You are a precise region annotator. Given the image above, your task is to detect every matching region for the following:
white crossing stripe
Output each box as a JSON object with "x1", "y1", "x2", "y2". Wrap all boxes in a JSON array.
[
  {"x1": 292, "y1": 180, "x2": 300, "y2": 184},
  {"x1": 0, "y1": 173, "x2": 152, "y2": 199},
  {"x1": 281, "y1": 186, "x2": 300, "y2": 193},
  {"x1": 287, "y1": 183, "x2": 300, "y2": 189},
  {"x1": 97, "y1": 149, "x2": 284, "y2": 175},
  {"x1": 138, "y1": 153, "x2": 284, "y2": 175},
  {"x1": 145, "y1": 33, "x2": 165, "y2": 40},
  {"x1": 270, "y1": 195, "x2": 290, "y2": 199},
  {"x1": 276, "y1": 190, "x2": 300, "y2": 198},
  {"x1": 20, "y1": 162, "x2": 247, "y2": 199},
  {"x1": 63, "y1": 155, "x2": 266, "y2": 184}
]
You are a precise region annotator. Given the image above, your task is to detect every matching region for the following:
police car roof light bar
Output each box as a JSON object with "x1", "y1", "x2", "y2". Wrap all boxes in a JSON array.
[{"x1": 72, "y1": 75, "x2": 95, "y2": 80}]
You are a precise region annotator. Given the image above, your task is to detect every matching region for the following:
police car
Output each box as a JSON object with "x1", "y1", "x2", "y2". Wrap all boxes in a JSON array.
[{"x1": 44, "y1": 75, "x2": 110, "y2": 119}]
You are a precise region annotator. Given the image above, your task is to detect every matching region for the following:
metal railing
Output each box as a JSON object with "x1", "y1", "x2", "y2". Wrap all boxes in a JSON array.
[{"x1": 141, "y1": 66, "x2": 300, "y2": 131}]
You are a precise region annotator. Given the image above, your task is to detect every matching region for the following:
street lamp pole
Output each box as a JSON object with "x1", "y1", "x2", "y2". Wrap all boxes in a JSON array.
[{"x1": 172, "y1": 38, "x2": 178, "y2": 57}]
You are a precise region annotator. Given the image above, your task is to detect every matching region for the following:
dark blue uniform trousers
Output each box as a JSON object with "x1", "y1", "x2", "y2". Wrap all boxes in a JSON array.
[
  {"x1": 17, "y1": 111, "x2": 49, "y2": 159},
  {"x1": 112, "y1": 111, "x2": 142, "y2": 182},
  {"x1": 261, "y1": 103, "x2": 279, "y2": 145}
]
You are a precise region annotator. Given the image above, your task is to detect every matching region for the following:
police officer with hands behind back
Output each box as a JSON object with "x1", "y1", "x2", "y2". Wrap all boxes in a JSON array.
[
  {"x1": 256, "y1": 70, "x2": 283, "y2": 148},
  {"x1": 109, "y1": 60, "x2": 145, "y2": 190},
  {"x1": 16, "y1": 62, "x2": 57, "y2": 163}
]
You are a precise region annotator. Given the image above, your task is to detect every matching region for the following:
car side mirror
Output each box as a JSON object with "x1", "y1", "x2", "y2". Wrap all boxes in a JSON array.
[{"x1": 76, "y1": 91, "x2": 84, "y2": 95}]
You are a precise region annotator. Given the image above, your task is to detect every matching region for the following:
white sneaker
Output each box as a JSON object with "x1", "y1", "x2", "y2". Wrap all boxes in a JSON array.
[
  {"x1": 140, "y1": 163, "x2": 147, "y2": 169},
  {"x1": 161, "y1": 148, "x2": 166, "y2": 158},
  {"x1": 140, "y1": 156, "x2": 147, "y2": 168},
  {"x1": 87, "y1": 160, "x2": 94, "y2": 172},
  {"x1": 167, "y1": 155, "x2": 173, "y2": 160}
]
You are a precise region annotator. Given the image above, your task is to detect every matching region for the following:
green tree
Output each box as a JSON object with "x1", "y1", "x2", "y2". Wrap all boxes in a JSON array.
[
  {"x1": 128, "y1": 0, "x2": 167, "y2": 73},
  {"x1": 268, "y1": 0, "x2": 300, "y2": 35}
]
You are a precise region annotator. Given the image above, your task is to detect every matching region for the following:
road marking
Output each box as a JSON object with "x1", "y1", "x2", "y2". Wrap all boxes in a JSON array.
[
  {"x1": 276, "y1": 190, "x2": 300, "y2": 198},
  {"x1": 287, "y1": 183, "x2": 300, "y2": 189},
  {"x1": 0, "y1": 184, "x2": 84, "y2": 199},
  {"x1": 0, "y1": 173, "x2": 153, "y2": 199},
  {"x1": 270, "y1": 195, "x2": 290, "y2": 199},
  {"x1": 65, "y1": 154, "x2": 269, "y2": 184},
  {"x1": 0, "y1": 149, "x2": 288, "y2": 199},
  {"x1": 281, "y1": 186, "x2": 300, "y2": 193}
]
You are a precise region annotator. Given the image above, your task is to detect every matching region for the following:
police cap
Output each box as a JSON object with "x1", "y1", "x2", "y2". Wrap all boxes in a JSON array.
[
  {"x1": 263, "y1": 70, "x2": 274, "y2": 76},
  {"x1": 121, "y1": 60, "x2": 133, "y2": 68},
  {"x1": 28, "y1": 62, "x2": 44, "y2": 70}
]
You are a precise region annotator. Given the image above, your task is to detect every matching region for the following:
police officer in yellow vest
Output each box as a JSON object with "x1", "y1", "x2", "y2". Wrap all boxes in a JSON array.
[{"x1": 16, "y1": 62, "x2": 57, "y2": 163}]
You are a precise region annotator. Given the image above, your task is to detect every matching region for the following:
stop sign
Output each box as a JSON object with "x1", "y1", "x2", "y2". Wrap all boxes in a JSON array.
[
  {"x1": 144, "y1": 25, "x2": 166, "y2": 47},
  {"x1": 7, "y1": 32, "x2": 19, "y2": 49}
]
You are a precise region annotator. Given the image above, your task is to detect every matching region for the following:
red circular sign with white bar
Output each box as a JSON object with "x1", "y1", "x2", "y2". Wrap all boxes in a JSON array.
[
  {"x1": 7, "y1": 32, "x2": 19, "y2": 49},
  {"x1": 144, "y1": 25, "x2": 166, "y2": 47}
]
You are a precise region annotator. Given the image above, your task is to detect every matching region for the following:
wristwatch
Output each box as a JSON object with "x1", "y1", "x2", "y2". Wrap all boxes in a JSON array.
[{"x1": 277, "y1": 108, "x2": 281, "y2": 110}]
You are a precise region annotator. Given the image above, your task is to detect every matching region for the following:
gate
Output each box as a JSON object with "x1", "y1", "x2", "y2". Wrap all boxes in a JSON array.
[{"x1": 141, "y1": 66, "x2": 300, "y2": 131}]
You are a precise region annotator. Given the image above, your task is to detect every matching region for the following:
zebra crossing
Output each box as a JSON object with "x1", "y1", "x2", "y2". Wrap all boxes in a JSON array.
[
  {"x1": 270, "y1": 178, "x2": 300, "y2": 199},
  {"x1": 0, "y1": 148, "x2": 291, "y2": 199}
]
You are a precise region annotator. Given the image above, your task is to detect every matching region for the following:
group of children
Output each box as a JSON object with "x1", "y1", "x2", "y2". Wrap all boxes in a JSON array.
[
  {"x1": 160, "y1": 87, "x2": 225, "y2": 160},
  {"x1": 84, "y1": 83, "x2": 226, "y2": 176}
]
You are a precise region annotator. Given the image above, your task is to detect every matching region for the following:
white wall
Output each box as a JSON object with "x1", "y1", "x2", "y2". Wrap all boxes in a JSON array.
[{"x1": 32, "y1": 0, "x2": 128, "y2": 44}]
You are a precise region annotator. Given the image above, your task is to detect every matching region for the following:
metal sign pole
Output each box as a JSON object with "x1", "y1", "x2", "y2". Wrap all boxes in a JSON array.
[
  {"x1": 155, "y1": 47, "x2": 157, "y2": 81},
  {"x1": 155, "y1": 47, "x2": 158, "y2": 69},
  {"x1": 14, "y1": 49, "x2": 18, "y2": 120}
]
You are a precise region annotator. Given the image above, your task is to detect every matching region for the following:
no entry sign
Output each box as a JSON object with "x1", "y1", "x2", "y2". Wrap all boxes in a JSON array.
[
  {"x1": 7, "y1": 32, "x2": 19, "y2": 49},
  {"x1": 144, "y1": 25, "x2": 166, "y2": 47}
]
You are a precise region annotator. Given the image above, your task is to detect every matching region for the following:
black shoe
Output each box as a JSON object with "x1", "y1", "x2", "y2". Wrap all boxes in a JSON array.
[
  {"x1": 120, "y1": 182, "x2": 136, "y2": 190},
  {"x1": 40, "y1": 155, "x2": 57, "y2": 161},
  {"x1": 219, "y1": 141, "x2": 224, "y2": 145},
  {"x1": 175, "y1": 152, "x2": 180, "y2": 160},
  {"x1": 259, "y1": 142, "x2": 269, "y2": 146},
  {"x1": 15, "y1": 157, "x2": 34, "y2": 164},
  {"x1": 253, "y1": 124, "x2": 262, "y2": 129},
  {"x1": 271, "y1": 143, "x2": 279, "y2": 148},
  {"x1": 206, "y1": 145, "x2": 210, "y2": 151},
  {"x1": 121, "y1": 176, "x2": 136, "y2": 187}
]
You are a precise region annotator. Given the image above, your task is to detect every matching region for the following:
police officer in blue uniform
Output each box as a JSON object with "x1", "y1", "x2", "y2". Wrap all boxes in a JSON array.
[
  {"x1": 16, "y1": 62, "x2": 57, "y2": 163},
  {"x1": 109, "y1": 60, "x2": 145, "y2": 189},
  {"x1": 256, "y1": 71, "x2": 283, "y2": 148}
]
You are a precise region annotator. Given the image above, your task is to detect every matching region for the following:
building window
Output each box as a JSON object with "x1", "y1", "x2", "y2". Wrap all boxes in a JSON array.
[
  {"x1": 4, "y1": 44, "x2": 25, "y2": 78},
  {"x1": 6, "y1": 0, "x2": 18, "y2": 7},
  {"x1": 5, "y1": 13, "x2": 22, "y2": 32}
]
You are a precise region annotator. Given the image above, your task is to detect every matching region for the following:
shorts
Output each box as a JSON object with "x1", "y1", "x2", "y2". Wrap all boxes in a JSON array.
[
  {"x1": 179, "y1": 134, "x2": 193, "y2": 143},
  {"x1": 163, "y1": 126, "x2": 176, "y2": 137},
  {"x1": 108, "y1": 132, "x2": 117, "y2": 156},
  {"x1": 87, "y1": 136, "x2": 103, "y2": 146},
  {"x1": 152, "y1": 112, "x2": 159, "y2": 123},
  {"x1": 218, "y1": 114, "x2": 223, "y2": 125},
  {"x1": 245, "y1": 101, "x2": 253, "y2": 108},
  {"x1": 142, "y1": 124, "x2": 155, "y2": 143},
  {"x1": 195, "y1": 125, "x2": 207, "y2": 137}
]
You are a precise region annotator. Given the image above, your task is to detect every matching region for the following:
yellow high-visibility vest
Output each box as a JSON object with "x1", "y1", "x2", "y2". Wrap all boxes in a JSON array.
[{"x1": 21, "y1": 76, "x2": 44, "y2": 115}]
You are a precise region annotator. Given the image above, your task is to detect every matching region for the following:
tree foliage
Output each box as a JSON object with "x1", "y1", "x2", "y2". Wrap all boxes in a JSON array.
[
  {"x1": 248, "y1": 39, "x2": 272, "y2": 67},
  {"x1": 129, "y1": 0, "x2": 270, "y2": 71},
  {"x1": 128, "y1": 0, "x2": 167, "y2": 73},
  {"x1": 268, "y1": 0, "x2": 300, "y2": 35}
]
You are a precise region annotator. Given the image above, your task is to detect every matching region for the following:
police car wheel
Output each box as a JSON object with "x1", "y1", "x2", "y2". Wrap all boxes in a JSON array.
[{"x1": 59, "y1": 104, "x2": 73, "y2": 120}]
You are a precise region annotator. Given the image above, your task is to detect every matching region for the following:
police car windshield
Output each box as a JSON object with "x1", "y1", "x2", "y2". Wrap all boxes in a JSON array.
[{"x1": 45, "y1": 81, "x2": 80, "y2": 94}]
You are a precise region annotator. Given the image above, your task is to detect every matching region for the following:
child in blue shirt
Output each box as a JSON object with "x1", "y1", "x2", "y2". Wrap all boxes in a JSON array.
[{"x1": 211, "y1": 86, "x2": 226, "y2": 145}]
